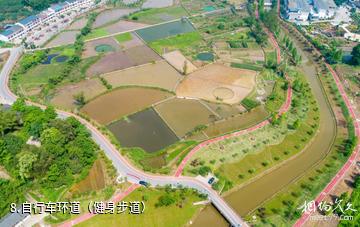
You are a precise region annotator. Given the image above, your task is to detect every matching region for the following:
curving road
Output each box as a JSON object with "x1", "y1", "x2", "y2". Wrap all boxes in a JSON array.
[{"x1": 0, "y1": 47, "x2": 248, "y2": 227}]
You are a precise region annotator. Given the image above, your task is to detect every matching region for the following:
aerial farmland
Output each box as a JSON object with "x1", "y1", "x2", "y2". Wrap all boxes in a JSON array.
[
  {"x1": 5, "y1": 0, "x2": 356, "y2": 226},
  {"x1": 10, "y1": 0, "x2": 279, "y2": 185}
]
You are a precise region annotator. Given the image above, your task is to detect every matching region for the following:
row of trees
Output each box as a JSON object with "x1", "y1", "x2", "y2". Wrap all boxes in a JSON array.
[
  {"x1": 244, "y1": 17, "x2": 268, "y2": 46},
  {"x1": 48, "y1": 12, "x2": 98, "y2": 86},
  {"x1": 0, "y1": 99, "x2": 98, "y2": 217},
  {"x1": 282, "y1": 35, "x2": 302, "y2": 65}
]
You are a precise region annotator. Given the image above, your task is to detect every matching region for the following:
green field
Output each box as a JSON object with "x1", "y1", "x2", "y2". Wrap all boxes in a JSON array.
[
  {"x1": 114, "y1": 32, "x2": 132, "y2": 43},
  {"x1": 84, "y1": 28, "x2": 110, "y2": 41},
  {"x1": 149, "y1": 31, "x2": 209, "y2": 57},
  {"x1": 265, "y1": 78, "x2": 287, "y2": 113},
  {"x1": 77, "y1": 187, "x2": 204, "y2": 227},
  {"x1": 231, "y1": 62, "x2": 263, "y2": 71},
  {"x1": 17, "y1": 64, "x2": 64, "y2": 91},
  {"x1": 129, "y1": 6, "x2": 188, "y2": 24},
  {"x1": 123, "y1": 140, "x2": 197, "y2": 174}
]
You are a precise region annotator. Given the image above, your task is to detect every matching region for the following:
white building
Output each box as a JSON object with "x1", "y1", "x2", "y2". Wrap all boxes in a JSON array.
[
  {"x1": 310, "y1": 0, "x2": 337, "y2": 20},
  {"x1": 0, "y1": 0, "x2": 95, "y2": 43},
  {"x1": 286, "y1": 0, "x2": 311, "y2": 21},
  {"x1": 0, "y1": 25, "x2": 24, "y2": 42}
]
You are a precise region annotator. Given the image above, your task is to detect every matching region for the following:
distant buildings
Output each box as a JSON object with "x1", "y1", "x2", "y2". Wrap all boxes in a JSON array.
[
  {"x1": 285, "y1": 0, "x2": 311, "y2": 21},
  {"x1": 311, "y1": 0, "x2": 337, "y2": 20},
  {"x1": 285, "y1": 0, "x2": 338, "y2": 22},
  {"x1": 0, "y1": 0, "x2": 94, "y2": 43}
]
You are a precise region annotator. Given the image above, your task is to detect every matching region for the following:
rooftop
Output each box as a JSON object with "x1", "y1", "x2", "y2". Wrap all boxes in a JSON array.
[
  {"x1": 288, "y1": 0, "x2": 311, "y2": 12},
  {"x1": 0, "y1": 25, "x2": 23, "y2": 37},
  {"x1": 313, "y1": 0, "x2": 336, "y2": 10},
  {"x1": 50, "y1": 2, "x2": 69, "y2": 12},
  {"x1": 18, "y1": 15, "x2": 39, "y2": 26},
  {"x1": 0, "y1": 207, "x2": 29, "y2": 227}
]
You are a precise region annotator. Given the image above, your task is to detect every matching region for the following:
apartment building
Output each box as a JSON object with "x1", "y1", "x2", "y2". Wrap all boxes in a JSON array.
[{"x1": 0, "y1": 0, "x2": 95, "y2": 43}]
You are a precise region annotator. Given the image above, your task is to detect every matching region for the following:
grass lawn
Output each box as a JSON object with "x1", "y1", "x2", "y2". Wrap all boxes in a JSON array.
[
  {"x1": 114, "y1": 32, "x2": 132, "y2": 43},
  {"x1": 123, "y1": 140, "x2": 197, "y2": 173},
  {"x1": 149, "y1": 31, "x2": 209, "y2": 57},
  {"x1": 265, "y1": 78, "x2": 287, "y2": 113},
  {"x1": 49, "y1": 45, "x2": 76, "y2": 57},
  {"x1": 17, "y1": 64, "x2": 64, "y2": 91},
  {"x1": 231, "y1": 62, "x2": 263, "y2": 71},
  {"x1": 84, "y1": 28, "x2": 110, "y2": 41},
  {"x1": 265, "y1": 50, "x2": 277, "y2": 66},
  {"x1": 129, "y1": 6, "x2": 189, "y2": 24},
  {"x1": 76, "y1": 187, "x2": 204, "y2": 227},
  {"x1": 165, "y1": 141, "x2": 197, "y2": 163}
]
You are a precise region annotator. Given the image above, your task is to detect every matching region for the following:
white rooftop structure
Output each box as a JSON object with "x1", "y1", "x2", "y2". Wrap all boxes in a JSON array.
[
  {"x1": 286, "y1": 0, "x2": 311, "y2": 21},
  {"x1": 311, "y1": 0, "x2": 337, "y2": 20}
]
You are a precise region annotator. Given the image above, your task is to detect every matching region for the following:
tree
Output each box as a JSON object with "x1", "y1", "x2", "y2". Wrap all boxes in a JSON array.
[
  {"x1": 183, "y1": 60, "x2": 188, "y2": 75},
  {"x1": 44, "y1": 106, "x2": 57, "y2": 121},
  {"x1": 17, "y1": 150, "x2": 37, "y2": 180},
  {"x1": 0, "y1": 110, "x2": 19, "y2": 136},
  {"x1": 198, "y1": 166, "x2": 211, "y2": 176},
  {"x1": 292, "y1": 119, "x2": 300, "y2": 129},
  {"x1": 40, "y1": 128, "x2": 65, "y2": 148},
  {"x1": 73, "y1": 92, "x2": 86, "y2": 107},
  {"x1": 351, "y1": 44, "x2": 360, "y2": 66},
  {"x1": 156, "y1": 194, "x2": 176, "y2": 207}
]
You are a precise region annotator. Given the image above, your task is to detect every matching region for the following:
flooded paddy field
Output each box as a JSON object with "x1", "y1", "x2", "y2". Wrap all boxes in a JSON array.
[
  {"x1": 142, "y1": 0, "x2": 173, "y2": 8},
  {"x1": 81, "y1": 87, "x2": 173, "y2": 125},
  {"x1": 154, "y1": 98, "x2": 216, "y2": 137},
  {"x1": 104, "y1": 20, "x2": 148, "y2": 35},
  {"x1": 45, "y1": 31, "x2": 80, "y2": 48},
  {"x1": 92, "y1": 8, "x2": 137, "y2": 28},
  {"x1": 135, "y1": 19, "x2": 195, "y2": 42},
  {"x1": 67, "y1": 17, "x2": 87, "y2": 30},
  {"x1": 108, "y1": 108, "x2": 179, "y2": 152},
  {"x1": 101, "y1": 60, "x2": 182, "y2": 91}
]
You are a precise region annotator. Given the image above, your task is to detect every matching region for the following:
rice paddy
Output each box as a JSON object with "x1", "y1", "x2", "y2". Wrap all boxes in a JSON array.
[{"x1": 108, "y1": 108, "x2": 178, "y2": 152}]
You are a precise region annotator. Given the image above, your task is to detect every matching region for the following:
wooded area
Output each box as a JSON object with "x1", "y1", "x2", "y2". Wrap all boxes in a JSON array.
[{"x1": 0, "y1": 99, "x2": 98, "y2": 217}]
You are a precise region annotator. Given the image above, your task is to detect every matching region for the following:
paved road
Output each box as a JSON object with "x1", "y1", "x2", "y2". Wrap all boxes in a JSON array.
[{"x1": 0, "y1": 48, "x2": 248, "y2": 227}]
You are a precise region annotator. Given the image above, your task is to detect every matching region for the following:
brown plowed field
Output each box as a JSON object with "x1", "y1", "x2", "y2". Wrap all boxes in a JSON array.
[
  {"x1": 105, "y1": 20, "x2": 148, "y2": 34},
  {"x1": 87, "y1": 45, "x2": 161, "y2": 76},
  {"x1": 154, "y1": 98, "x2": 216, "y2": 137},
  {"x1": 101, "y1": 60, "x2": 182, "y2": 91},
  {"x1": 51, "y1": 78, "x2": 107, "y2": 110},
  {"x1": 81, "y1": 87, "x2": 173, "y2": 124},
  {"x1": 176, "y1": 63, "x2": 256, "y2": 104}
]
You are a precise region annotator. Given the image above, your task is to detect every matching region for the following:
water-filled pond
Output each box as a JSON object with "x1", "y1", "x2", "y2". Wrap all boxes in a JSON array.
[
  {"x1": 136, "y1": 18, "x2": 195, "y2": 42},
  {"x1": 197, "y1": 52, "x2": 214, "y2": 61}
]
